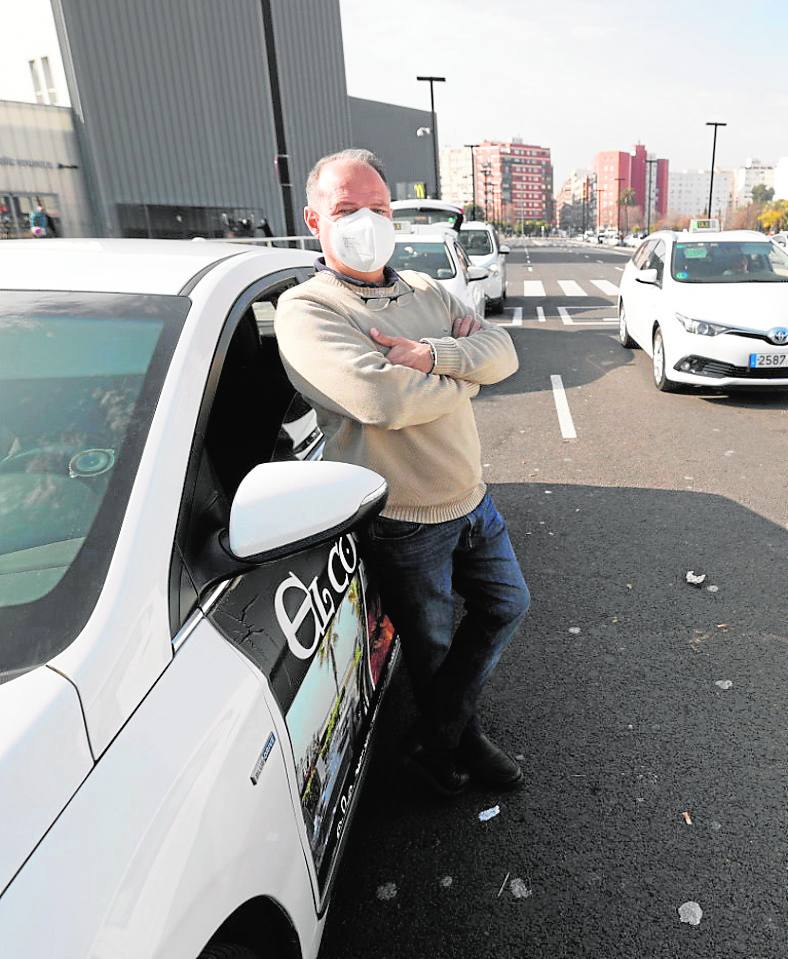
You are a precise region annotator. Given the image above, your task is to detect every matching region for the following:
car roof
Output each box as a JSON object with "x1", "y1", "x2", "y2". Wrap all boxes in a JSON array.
[
  {"x1": 390, "y1": 199, "x2": 463, "y2": 213},
  {"x1": 648, "y1": 229, "x2": 770, "y2": 245},
  {"x1": 460, "y1": 221, "x2": 493, "y2": 230},
  {"x1": 393, "y1": 231, "x2": 453, "y2": 244},
  {"x1": 0, "y1": 238, "x2": 315, "y2": 295}
]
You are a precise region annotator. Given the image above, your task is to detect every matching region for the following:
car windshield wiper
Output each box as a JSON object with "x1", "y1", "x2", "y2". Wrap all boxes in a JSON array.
[{"x1": 734, "y1": 277, "x2": 788, "y2": 283}]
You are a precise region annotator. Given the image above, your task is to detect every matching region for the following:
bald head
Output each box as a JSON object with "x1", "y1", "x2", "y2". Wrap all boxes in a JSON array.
[{"x1": 305, "y1": 148, "x2": 388, "y2": 207}]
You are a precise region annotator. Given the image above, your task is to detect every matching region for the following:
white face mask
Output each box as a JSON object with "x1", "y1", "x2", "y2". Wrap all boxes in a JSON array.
[{"x1": 324, "y1": 207, "x2": 396, "y2": 273}]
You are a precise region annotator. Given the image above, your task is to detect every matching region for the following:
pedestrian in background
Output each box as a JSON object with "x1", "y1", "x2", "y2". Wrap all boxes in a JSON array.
[{"x1": 275, "y1": 149, "x2": 529, "y2": 796}]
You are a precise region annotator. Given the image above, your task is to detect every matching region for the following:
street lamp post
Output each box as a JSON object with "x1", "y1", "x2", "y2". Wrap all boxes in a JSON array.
[
  {"x1": 465, "y1": 143, "x2": 479, "y2": 217},
  {"x1": 645, "y1": 158, "x2": 658, "y2": 234},
  {"x1": 614, "y1": 176, "x2": 626, "y2": 240},
  {"x1": 417, "y1": 75, "x2": 446, "y2": 199},
  {"x1": 481, "y1": 163, "x2": 492, "y2": 221},
  {"x1": 705, "y1": 121, "x2": 727, "y2": 218},
  {"x1": 596, "y1": 186, "x2": 607, "y2": 230}
]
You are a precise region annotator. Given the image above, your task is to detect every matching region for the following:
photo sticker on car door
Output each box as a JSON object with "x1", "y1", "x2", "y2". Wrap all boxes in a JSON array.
[{"x1": 208, "y1": 532, "x2": 396, "y2": 888}]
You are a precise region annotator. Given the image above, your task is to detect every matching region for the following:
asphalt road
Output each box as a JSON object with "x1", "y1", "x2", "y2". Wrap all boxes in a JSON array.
[{"x1": 319, "y1": 239, "x2": 788, "y2": 959}]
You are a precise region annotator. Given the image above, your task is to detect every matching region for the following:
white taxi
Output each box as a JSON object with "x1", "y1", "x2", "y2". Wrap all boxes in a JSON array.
[
  {"x1": 388, "y1": 230, "x2": 488, "y2": 316},
  {"x1": 618, "y1": 228, "x2": 788, "y2": 391},
  {"x1": 0, "y1": 239, "x2": 398, "y2": 959},
  {"x1": 457, "y1": 221, "x2": 511, "y2": 315}
]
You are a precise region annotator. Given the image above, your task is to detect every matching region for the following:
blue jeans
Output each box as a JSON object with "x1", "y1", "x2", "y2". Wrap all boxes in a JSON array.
[{"x1": 361, "y1": 494, "x2": 529, "y2": 749}]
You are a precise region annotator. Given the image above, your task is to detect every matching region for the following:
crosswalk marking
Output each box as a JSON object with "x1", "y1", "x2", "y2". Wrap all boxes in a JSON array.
[
  {"x1": 557, "y1": 280, "x2": 587, "y2": 297},
  {"x1": 512, "y1": 307, "x2": 522, "y2": 326},
  {"x1": 590, "y1": 279, "x2": 619, "y2": 295},
  {"x1": 558, "y1": 306, "x2": 617, "y2": 327},
  {"x1": 523, "y1": 280, "x2": 546, "y2": 297},
  {"x1": 536, "y1": 306, "x2": 546, "y2": 323}
]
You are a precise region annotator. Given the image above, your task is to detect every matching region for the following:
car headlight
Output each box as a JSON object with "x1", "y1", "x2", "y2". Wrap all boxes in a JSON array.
[
  {"x1": 675, "y1": 313, "x2": 728, "y2": 336},
  {"x1": 487, "y1": 263, "x2": 499, "y2": 273}
]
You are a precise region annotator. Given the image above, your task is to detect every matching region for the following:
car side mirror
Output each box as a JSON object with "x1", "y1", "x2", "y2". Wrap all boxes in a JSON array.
[
  {"x1": 499, "y1": 245, "x2": 511, "y2": 255},
  {"x1": 635, "y1": 267, "x2": 659, "y2": 285},
  {"x1": 229, "y1": 461, "x2": 387, "y2": 561},
  {"x1": 436, "y1": 268, "x2": 454, "y2": 279},
  {"x1": 468, "y1": 266, "x2": 490, "y2": 281}
]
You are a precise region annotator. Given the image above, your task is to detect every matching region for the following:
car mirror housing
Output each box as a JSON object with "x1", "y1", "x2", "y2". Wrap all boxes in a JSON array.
[
  {"x1": 468, "y1": 266, "x2": 490, "y2": 282},
  {"x1": 228, "y1": 461, "x2": 387, "y2": 561},
  {"x1": 635, "y1": 267, "x2": 659, "y2": 285},
  {"x1": 499, "y1": 245, "x2": 511, "y2": 255}
]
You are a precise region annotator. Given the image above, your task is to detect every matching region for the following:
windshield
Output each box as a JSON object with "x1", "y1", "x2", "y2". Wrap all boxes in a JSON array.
[
  {"x1": 389, "y1": 241, "x2": 456, "y2": 279},
  {"x1": 458, "y1": 230, "x2": 493, "y2": 256},
  {"x1": 671, "y1": 240, "x2": 788, "y2": 283},
  {"x1": 0, "y1": 292, "x2": 189, "y2": 681},
  {"x1": 392, "y1": 207, "x2": 463, "y2": 231}
]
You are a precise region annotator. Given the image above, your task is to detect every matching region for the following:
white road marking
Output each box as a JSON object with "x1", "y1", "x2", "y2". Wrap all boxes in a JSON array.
[
  {"x1": 523, "y1": 280, "x2": 546, "y2": 296},
  {"x1": 615, "y1": 266, "x2": 624, "y2": 271},
  {"x1": 591, "y1": 279, "x2": 619, "y2": 295},
  {"x1": 527, "y1": 266, "x2": 533, "y2": 271},
  {"x1": 557, "y1": 280, "x2": 586, "y2": 296},
  {"x1": 550, "y1": 375, "x2": 577, "y2": 440},
  {"x1": 536, "y1": 306, "x2": 546, "y2": 323},
  {"x1": 558, "y1": 306, "x2": 617, "y2": 327},
  {"x1": 512, "y1": 307, "x2": 523, "y2": 326}
]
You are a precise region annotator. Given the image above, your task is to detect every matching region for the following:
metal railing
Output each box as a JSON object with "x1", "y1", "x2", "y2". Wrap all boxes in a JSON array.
[{"x1": 225, "y1": 235, "x2": 320, "y2": 250}]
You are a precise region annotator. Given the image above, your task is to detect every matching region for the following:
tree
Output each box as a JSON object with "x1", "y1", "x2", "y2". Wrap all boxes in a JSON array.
[
  {"x1": 464, "y1": 203, "x2": 485, "y2": 221},
  {"x1": 728, "y1": 204, "x2": 761, "y2": 230},
  {"x1": 758, "y1": 199, "x2": 788, "y2": 232},
  {"x1": 751, "y1": 184, "x2": 775, "y2": 205}
]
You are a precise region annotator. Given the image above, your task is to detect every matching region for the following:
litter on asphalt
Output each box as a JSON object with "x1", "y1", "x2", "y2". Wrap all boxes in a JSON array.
[
  {"x1": 568, "y1": 626, "x2": 581, "y2": 635},
  {"x1": 678, "y1": 901, "x2": 703, "y2": 925},
  {"x1": 439, "y1": 876, "x2": 453, "y2": 889},
  {"x1": 685, "y1": 571, "x2": 707, "y2": 586},
  {"x1": 479, "y1": 805, "x2": 501, "y2": 822},
  {"x1": 682, "y1": 811, "x2": 693, "y2": 825},
  {"x1": 376, "y1": 882, "x2": 398, "y2": 901},
  {"x1": 510, "y1": 878, "x2": 533, "y2": 900},
  {"x1": 497, "y1": 872, "x2": 511, "y2": 897},
  {"x1": 715, "y1": 680, "x2": 733, "y2": 690}
]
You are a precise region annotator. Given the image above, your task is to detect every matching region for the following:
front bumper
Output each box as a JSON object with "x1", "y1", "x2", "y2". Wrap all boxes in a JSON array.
[{"x1": 665, "y1": 328, "x2": 788, "y2": 387}]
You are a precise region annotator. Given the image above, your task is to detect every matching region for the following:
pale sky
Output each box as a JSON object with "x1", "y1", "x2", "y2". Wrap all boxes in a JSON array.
[{"x1": 339, "y1": 0, "x2": 788, "y2": 187}]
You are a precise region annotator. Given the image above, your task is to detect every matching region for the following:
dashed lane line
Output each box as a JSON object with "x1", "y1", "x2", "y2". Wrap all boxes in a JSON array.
[{"x1": 550, "y1": 374, "x2": 577, "y2": 440}]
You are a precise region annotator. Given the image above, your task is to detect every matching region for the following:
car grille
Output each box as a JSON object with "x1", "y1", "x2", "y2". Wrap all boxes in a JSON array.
[{"x1": 675, "y1": 356, "x2": 788, "y2": 379}]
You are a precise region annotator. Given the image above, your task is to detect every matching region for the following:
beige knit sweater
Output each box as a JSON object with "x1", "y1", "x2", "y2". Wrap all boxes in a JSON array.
[{"x1": 275, "y1": 269, "x2": 518, "y2": 523}]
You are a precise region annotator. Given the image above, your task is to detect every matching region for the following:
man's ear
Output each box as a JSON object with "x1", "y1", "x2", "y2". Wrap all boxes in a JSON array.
[{"x1": 304, "y1": 206, "x2": 319, "y2": 236}]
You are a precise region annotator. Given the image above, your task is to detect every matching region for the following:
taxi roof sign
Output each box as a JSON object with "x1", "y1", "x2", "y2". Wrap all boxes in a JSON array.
[{"x1": 688, "y1": 218, "x2": 721, "y2": 233}]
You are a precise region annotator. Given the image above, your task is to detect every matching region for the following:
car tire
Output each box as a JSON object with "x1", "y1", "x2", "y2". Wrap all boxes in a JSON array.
[
  {"x1": 618, "y1": 303, "x2": 637, "y2": 348},
  {"x1": 487, "y1": 295, "x2": 504, "y2": 315},
  {"x1": 198, "y1": 944, "x2": 260, "y2": 959},
  {"x1": 652, "y1": 327, "x2": 680, "y2": 392}
]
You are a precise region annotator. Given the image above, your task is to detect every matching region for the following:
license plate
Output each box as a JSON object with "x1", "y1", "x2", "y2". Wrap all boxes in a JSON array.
[{"x1": 749, "y1": 353, "x2": 788, "y2": 369}]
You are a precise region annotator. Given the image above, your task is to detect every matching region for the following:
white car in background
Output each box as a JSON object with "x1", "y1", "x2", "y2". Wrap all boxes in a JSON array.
[
  {"x1": 457, "y1": 221, "x2": 511, "y2": 315},
  {"x1": 390, "y1": 198, "x2": 464, "y2": 232},
  {"x1": 618, "y1": 228, "x2": 788, "y2": 392},
  {"x1": 0, "y1": 239, "x2": 399, "y2": 959},
  {"x1": 388, "y1": 230, "x2": 488, "y2": 316}
]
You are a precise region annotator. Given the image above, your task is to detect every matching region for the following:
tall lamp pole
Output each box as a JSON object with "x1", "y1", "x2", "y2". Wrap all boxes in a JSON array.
[
  {"x1": 614, "y1": 176, "x2": 625, "y2": 239},
  {"x1": 596, "y1": 186, "x2": 607, "y2": 230},
  {"x1": 465, "y1": 143, "x2": 479, "y2": 217},
  {"x1": 481, "y1": 163, "x2": 492, "y2": 221},
  {"x1": 417, "y1": 75, "x2": 446, "y2": 199},
  {"x1": 706, "y1": 121, "x2": 727, "y2": 218},
  {"x1": 645, "y1": 158, "x2": 658, "y2": 234}
]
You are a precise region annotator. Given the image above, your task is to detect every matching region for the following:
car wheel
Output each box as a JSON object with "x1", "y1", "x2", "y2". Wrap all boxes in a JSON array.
[
  {"x1": 487, "y1": 295, "x2": 503, "y2": 315},
  {"x1": 198, "y1": 944, "x2": 260, "y2": 959},
  {"x1": 652, "y1": 327, "x2": 680, "y2": 392},
  {"x1": 618, "y1": 303, "x2": 637, "y2": 348}
]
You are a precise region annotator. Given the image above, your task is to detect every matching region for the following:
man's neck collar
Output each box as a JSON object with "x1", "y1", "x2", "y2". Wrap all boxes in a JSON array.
[{"x1": 315, "y1": 257, "x2": 400, "y2": 288}]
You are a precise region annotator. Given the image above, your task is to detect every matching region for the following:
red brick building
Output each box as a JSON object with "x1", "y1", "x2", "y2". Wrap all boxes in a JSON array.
[
  {"x1": 594, "y1": 143, "x2": 668, "y2": 231},
  {"x1": 474, "y1": 139, "x2": 553, "y2": 225}
]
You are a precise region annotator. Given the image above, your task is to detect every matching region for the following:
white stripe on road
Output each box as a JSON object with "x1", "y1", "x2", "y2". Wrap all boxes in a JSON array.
[
  {"x1": 512, "y1": 307, "x2": 523, "y2": 326},
  {"x1": 614, "y1": 266, "x2": 624, "y2": 271},
  {"x1": 557, "y1": 280, "x2": 586, "y2": 296},
  {"x1": 558, "y1": 306, "x2": 617, "y2": 327},
  {"x1": 536, "y1": 306, "x2": 546, "y2": 323},
  {"x1": 523, "y1": 280, "x2": 546, "y2": 296},
  {"x1": 527, "y1": 266, "x2": 533, "y2": 271},
  {"x1": 550, "y1": 375, "x2": 577, "y2": 440},
  {"x1": 591, "y1": 279, "x2": 619, "y2": 295},
  {"x1": 558, "y1": 306, "x2": 573, "y2": 326}
]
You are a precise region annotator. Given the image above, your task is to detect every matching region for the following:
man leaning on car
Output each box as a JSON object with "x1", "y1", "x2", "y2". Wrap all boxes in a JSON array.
[{"x1": 274, "y1": 149, "x2": 529, "y2": 796}]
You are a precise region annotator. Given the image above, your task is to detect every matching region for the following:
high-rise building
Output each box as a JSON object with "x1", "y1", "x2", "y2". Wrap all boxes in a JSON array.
[
  {"x1": 555, "y1": 169, "x2": 594, "y2": 233},
  {"x1": 773, "y1": 158, "x2": 788, "y2": 201},
  {"x1": 733, "y1": 159, "x2": 775, "y2": 208},
  {"x1": 474, "y1": 139, "x2": 553, "y2": 225},
  {"x1": 439, "y1": 146, "x2": 474, "y2": 208},
  {"x1": 594, "y1": 143, "x2": 668, "y2": 230},
  {"x1": 667, "y1": 169, "x2": 734, "y2": 220}
]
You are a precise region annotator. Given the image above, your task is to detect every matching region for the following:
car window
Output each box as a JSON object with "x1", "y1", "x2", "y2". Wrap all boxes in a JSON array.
[
  {"x1": 389, "y1": 241, "x2": 456, "y2": 279},
  {"x1": 646, "y1": 241, "x2": 666, "y2": 284},
  {"x1": 458, "y1": 230, "x2": 493, "y2": 256},
  {"x1": 453, "y1": 240, "x2": 472, "y2": 282},
  {"x1": 171, "y1": 272, "x2": 307, "y2": 631},
  {"x1": 633, "y1": 240, "x2": 653, "y2": 269},
  {"x1": 671, "y1": 240, "x2": 788, "y2": 283},
  {"x1": 0, "y1": 291, "x2": 189, "y2": 680}
]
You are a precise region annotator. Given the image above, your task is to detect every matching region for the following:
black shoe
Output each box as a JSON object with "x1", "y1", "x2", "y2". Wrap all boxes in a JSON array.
[
  {"x1": 459, "y1": 728, "x2": 523, "y2": 789},
  {"x1": 406, "y1": 744, "x2": 470, "y2": 797}
]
